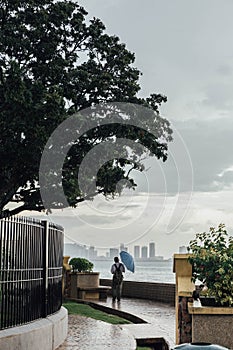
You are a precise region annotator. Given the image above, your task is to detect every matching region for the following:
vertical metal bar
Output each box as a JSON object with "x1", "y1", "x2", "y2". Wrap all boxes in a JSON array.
[
  {"x1": 31, "y1": 221, "x2": 35, "y2": 321},
  {"x1": 49, "y1": 226, "x2": 54, "y2": 314},
  {"x1": 38, "y1": 223, "x2": 43, "y2": 318},
  {"x1": 1, "y1": 219, "x2": 5, "y2": 329},
  {"x1": 32, "y1": 220, "x2": 38, "y2": 321},
  {"x1": 5, "y1": 218, "x2": 10, "y2": 328},
  {"x1": 40, "y1": 226, "x2": 45, "y2": 317},
  {"x1": 0, "y1": 219, "x2": 4, "y2": 329},
  {"x1": 48, "y1": 225, "x2": 51, "y2": 315},
  {"x1": 28, "y1": 218, "x2": 32, "y2": 322},
  {"x1": 18, "y1": 217, "x2": 23, "y2": 325},
  {"x1": 22, "y1": 218, "x2": 26, "y2": 322},
  {"x1": 25, "y1": 216, "x2": 29, "y2": 324},
  {"x1": 10, "y1": 217, "x2": 15, "y2": 326},
  {"x1": 3, "y1": 218, "x2": 7, "y2": 329},
  {"x1": 15, "y1": 216, "x2": 20, "y2": 326},
  {"x1": 42, "y1": 221, "x2": 49, "y2": 318},
  {"x1": 19, "y1": 217, "x2": 23, "y2": 325},
  {"x1": 26, "y1": 218, "x2": 30, "y2": 323},
  {"x1": 37, "y1": 221, "x2": 42, "y2": 319},
  {"x1": 29, "y1": 219, "x2": 32, "y2": 321}
]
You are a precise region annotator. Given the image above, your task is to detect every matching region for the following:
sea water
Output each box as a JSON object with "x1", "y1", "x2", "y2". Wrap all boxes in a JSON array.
[{"x1": 92, "y1": 259, "x2": 175, "y2": 284}]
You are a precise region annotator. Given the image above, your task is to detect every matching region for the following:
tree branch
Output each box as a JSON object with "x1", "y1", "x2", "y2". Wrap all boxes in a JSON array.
[{"x1": 0, "y1": 204, "x2": 44, "y2": 218}]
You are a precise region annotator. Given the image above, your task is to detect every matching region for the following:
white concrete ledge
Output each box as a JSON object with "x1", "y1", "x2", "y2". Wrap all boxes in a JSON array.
[{"x1": 0, "y1": 307, "x2": 68, "y2": 350}]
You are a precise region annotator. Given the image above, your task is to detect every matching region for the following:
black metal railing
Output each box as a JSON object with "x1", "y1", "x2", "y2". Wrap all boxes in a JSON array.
[{"x1": 0, "y1": 216, "x2": 64, "y2": 330}]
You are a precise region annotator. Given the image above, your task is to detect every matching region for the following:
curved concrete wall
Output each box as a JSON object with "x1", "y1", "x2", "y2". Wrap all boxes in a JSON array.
[{"x1": 0, "y1": 307, "x2": 68, "y2": 350}]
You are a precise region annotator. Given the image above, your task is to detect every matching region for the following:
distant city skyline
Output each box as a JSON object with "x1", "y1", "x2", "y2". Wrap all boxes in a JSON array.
[
  {"x1": 64, "y1": 240, "x2": 174, "y2": 261},
  {"x1": 30, "y1": 194, "x2": 192, "y2": 259}
]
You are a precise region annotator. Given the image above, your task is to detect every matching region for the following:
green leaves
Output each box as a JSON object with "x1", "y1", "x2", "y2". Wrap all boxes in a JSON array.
[
  {"x1": 188, "y1": 224, "x2": 233, "y2": 306},
  {"x1": 69, "y1": 257, "x2": 94, "y2": 273}
]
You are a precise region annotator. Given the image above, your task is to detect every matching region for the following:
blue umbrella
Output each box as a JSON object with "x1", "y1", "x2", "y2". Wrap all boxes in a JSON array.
[{"x1": 120, "y1": 251, "x2": 135, "y2": 273}]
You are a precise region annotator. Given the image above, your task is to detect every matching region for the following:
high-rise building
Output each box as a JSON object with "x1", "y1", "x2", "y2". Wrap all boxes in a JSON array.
[
  {"x1": 149, "y1": 242, "x2": 155, "y2": 258},
  {"x1": 81, "y1": 245, "x2": 88, "y2": 258},
  {"x1": 141, "y1": 246, "x2": 148, "y2": 258},
  {"x1": 88, "y1": 246, "x2": 97, "y2": 259},
  {"x1": 64, "y1": 243, "x2": 88, "y2": 258},
  {"x1": 179, "y1": 246, "x2": 187, "y2": 253},
  {"x1": 109, "y1": 248, "x2": 119, "y2": 258},
  {"x1": 134, "y1": 245, "x2": 140, "y2": 258}
]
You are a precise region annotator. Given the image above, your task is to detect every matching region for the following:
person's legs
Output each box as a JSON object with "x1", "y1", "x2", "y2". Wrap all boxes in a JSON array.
[
  {"x1": 116, "y1": 283, "x2": 122, "y2": 301},
  {"x1": 112, "y1": 286, "x2": 117, "y2": 302}
]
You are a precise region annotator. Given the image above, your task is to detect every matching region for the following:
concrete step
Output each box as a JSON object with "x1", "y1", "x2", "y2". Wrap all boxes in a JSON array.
[{"x1": 122, "y1": 323, "x2": 170, "y2": 349}]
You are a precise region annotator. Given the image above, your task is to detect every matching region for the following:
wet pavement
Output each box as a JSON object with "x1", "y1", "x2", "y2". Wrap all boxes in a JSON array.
[
  {"x1": 98, "y1": 297, "x2": 176, "y2": 348},
  {"x1": 57, "y1": 297, "x2": 175, "y2": 349},
  {"x1": 57, "y1": 314, "x2": 136, "y2": 350}
]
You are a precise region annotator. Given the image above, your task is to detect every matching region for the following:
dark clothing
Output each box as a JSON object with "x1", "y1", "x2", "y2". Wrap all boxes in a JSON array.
[
  {"x1": 111, "y1": 262, "x2": 125, "y2": 274},
  {"x1": 111, "y1": 262, "x2": 125, "y2": 301}
]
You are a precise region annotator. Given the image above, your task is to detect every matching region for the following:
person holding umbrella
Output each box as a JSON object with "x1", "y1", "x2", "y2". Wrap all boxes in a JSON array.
[{"x1": 111, "y1": 256, "x2": 125, "y2": 302}]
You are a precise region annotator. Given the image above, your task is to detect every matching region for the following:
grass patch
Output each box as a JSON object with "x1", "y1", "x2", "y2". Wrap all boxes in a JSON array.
[{"x1": 63, "y1": 301, "x2": 132, "y2": 325}]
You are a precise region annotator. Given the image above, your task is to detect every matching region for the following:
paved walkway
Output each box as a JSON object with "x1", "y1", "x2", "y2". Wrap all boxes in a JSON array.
[
  {"x1": 57, "y1": 314, "x2": 136, "y2": 350},
  {"x1": 57, "y1": 297, "x2": 176, "y2": 350},
  {"x1": 98, "y1": 297, "x2": 176, "y2": 348}
]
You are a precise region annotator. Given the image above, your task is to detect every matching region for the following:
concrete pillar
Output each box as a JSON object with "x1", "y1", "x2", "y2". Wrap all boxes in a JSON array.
[
  {"x1": 63, "y1": 256, "x2": 71, "y2": 297},
  {"x1": 173, "y1": 254, "x2": 194, "y2": 344}
]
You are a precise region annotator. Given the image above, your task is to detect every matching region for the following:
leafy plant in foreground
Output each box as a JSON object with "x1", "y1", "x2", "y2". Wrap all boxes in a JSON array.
[{"x1": 188, "y1": 224, "x2": 233, "y2": 306}]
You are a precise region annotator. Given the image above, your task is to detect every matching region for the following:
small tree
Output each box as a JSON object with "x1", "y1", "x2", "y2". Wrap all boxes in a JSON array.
[
  {"x1": 188, "y1": 224, "x2": 233, "y2": 306},
  {"x1": 69, "y1": 257, "x2": 94, "y2": 273}
]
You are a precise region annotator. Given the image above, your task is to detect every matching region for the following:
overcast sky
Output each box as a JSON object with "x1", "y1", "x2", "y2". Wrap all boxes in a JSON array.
[{"x1": 34, "y1": 1, "x2": 233, "y2": 258}]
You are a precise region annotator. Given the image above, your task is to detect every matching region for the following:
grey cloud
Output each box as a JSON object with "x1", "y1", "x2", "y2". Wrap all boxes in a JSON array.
[
  {"x1": 173, "y1": 118, "x2": 233, "y2": 192},
  {"x1": 201, "y1": 83, "x2": 233, "y2": 111},
  {"x1": 78, "y1": 213, "x2": 132, "y2": 224},
  {"x1": 217, "y1": 64, "x2": 233, "y2": 77},
  {"x1": 132, "y1": 117, "x2": 233, "y2": 194},
  {"x1": 214, "y1": 170, "x2": 233, "y2": 188},
  {"x1": 95, "y1": 202, "x2": 141, "y2": 209}
]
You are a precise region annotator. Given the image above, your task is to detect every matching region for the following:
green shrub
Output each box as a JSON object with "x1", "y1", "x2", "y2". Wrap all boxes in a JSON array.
[
  {"x1": 69, "y1": 257, "x2": 94, "y2": 272},
  {"x1": 188, "y1": 224, "x2": 233, "y2": 306}
]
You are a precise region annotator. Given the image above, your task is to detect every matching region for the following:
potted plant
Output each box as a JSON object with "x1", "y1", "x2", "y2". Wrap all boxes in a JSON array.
[
  {"x1": 187, "y1": 223, "x2": 233, "y2": 307},
  {"x1": 69, "y1": 257, "x2": 100, "y2": 299}
]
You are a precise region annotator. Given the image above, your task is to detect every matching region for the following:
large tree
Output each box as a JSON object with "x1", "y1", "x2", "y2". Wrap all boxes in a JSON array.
[{"x1": 0, "y1": 0, "x2": 172, "y2": 218}]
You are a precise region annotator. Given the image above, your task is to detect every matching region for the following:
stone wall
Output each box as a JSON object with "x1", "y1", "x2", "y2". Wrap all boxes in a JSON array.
[
  {"x1": 192, "y1": 314, "x2": 233, "y2": 349},
  {"x1": 100, "y1": 279, "x2": 175, "y2": 305},
  {"x1": 178, "y1": 296, "x2": 192, "y2": 344},
  {"x1": 188, "y1": 303, "x2": 233, "y2": 349}
]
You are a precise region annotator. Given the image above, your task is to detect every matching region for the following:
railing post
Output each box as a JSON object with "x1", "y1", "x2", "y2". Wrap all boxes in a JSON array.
[{"x1": 42, "y1": 220, "x2": 49, "y2": 318}]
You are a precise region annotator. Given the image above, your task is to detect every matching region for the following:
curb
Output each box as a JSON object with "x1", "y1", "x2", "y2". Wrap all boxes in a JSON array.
[{"x1": 65, "y1": 298, "x2": 147, "y2": 324}]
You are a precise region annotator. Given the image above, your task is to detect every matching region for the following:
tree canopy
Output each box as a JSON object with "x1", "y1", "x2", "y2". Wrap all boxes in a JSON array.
[{"x1": 0, "y1": 0, "x2": 173, "y2": 218}]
